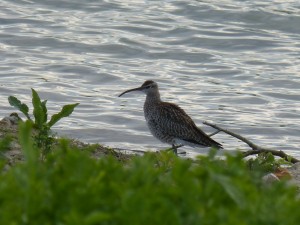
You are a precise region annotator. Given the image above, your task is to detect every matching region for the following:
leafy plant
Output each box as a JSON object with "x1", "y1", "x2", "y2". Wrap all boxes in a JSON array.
[
  {"x1": 0, "y1": 122, "x2": 299, "y2": 225},
  {"x1": 246, "y1": 152, "x2": 292, "y2": 173},
  {"x1": 8, "y1": 89, "x2": 79, "y2": 158}
]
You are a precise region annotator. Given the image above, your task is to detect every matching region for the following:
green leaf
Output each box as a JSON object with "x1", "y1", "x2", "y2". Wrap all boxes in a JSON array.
[
  {"x1": 41, "y1": 100, "x2": 48, "y2": 123},
  {"x1": 48, "y1": 103, "x2": 79, "y2": 128},
  {"x1": 32, "y1": 88, "x2": 45, "y2": 128},
  {"x1": 8, "y1": 96, "x2": 31, "y2": 120},
  {"x1": 18, "y1": 120, "x2": 39, "y2": 164},
  {"x1": 212, "y1": 173, "x2": 245, "y2": 208}
]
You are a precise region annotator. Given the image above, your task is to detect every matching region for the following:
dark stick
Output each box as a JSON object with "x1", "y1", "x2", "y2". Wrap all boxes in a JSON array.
[{"x1": 203, "y1": 121, "x2": 300, "y2": 164}]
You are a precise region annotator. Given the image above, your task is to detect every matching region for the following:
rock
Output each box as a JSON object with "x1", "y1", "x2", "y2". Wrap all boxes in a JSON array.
[
  {"x1": 0, "y1": 113, "x2": 21, "y2": 127},
  {"x1": 274, "y1": 168, "x2": 292, "y2": 180},
  {"x1": 262, "y1": 173, "x2": 280, "y2": 184},
  {"x1": 287, "y1": 162, "x2": 300, "y2": 188}
]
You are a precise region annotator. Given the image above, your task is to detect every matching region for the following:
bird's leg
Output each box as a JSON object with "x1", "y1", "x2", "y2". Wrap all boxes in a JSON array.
[
  {"x1": 172, "y1": 144, "x2": 178, "y2": 155},
  {"x1": 171, "y1": 144, "x2": 184, "y2": 155}
]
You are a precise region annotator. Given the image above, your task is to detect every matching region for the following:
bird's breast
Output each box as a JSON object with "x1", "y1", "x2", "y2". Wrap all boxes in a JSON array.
[{"x1": 143, "y1": 103, "x2": 162, "y2": 130}]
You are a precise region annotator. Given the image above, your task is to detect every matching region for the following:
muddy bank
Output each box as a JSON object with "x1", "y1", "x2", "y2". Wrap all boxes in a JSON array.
[
  {"x1": 1, "y1": 113, "x2": 300, "y2": 189},
  {"x1": 0, "y1": 113, "x2": 130, "y2": 167}
]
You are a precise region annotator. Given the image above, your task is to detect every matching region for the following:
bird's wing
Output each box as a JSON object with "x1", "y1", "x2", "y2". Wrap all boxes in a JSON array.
[
  {"x1": 155, "y1": 102, "x2": 222, "y2": 148},
  {"x1": 155, "y1": 102, "x2": 201, "y2": 136}
]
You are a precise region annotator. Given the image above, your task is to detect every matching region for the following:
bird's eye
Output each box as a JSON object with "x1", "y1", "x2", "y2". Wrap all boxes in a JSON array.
[{"x1": 145, "y1": 85, "x2": 151, "y2": 89}]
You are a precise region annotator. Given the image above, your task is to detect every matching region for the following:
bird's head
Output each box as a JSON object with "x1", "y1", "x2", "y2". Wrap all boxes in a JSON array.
[{"x1": 118, "y1": 80, "x2": 159, "y2": 97}]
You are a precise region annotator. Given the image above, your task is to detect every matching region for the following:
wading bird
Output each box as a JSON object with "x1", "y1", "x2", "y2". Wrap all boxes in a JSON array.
[{"x1": 118, "y1": 80, "x2": 222, "y2": 154}]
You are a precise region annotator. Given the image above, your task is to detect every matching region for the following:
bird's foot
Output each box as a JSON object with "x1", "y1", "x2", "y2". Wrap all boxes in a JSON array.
[{"x1": 171, "y1": 144, "x2": 184, "y2": 156}]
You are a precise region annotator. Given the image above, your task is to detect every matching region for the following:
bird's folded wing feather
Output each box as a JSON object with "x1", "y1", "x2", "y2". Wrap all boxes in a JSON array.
[
  {"x1": 155, "y1": 102, "x2": 204, "y2": 138},
  {"x1": 153, "y1": 102, "x2": 222, "y2": 148}
]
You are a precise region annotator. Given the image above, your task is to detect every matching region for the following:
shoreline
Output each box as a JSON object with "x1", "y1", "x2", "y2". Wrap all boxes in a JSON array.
[
  {"x1": 1, "y1": 113, "x2": 300, "y2": 189},
  {"x1": 0, "y1": 113, "x2": 131, "y2": 167}
]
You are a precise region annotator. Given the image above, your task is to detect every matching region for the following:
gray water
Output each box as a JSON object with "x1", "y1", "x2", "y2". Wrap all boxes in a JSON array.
[{"x1": 1, "y1": 0, "x2": 300, "y2": 158}]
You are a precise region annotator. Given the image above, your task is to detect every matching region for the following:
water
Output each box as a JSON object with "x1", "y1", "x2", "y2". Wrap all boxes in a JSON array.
[{"x1": 0, "y1": 0, "x2": 300, "y2": 158}]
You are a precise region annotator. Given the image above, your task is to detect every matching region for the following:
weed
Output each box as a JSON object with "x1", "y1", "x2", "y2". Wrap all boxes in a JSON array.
[
  {"x1": 0, "y1": 122, "x2": 299, "y2": 225},
  {"x1": 8, "y1": 89, "x2": 79, "y2": 158},
  {"x1": 247, "y1": 152, "x2": 292, "y2": 173}
]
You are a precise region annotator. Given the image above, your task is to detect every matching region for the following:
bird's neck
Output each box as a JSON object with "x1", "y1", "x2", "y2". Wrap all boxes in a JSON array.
[{"x1": 145, "y1": 92, "x2": 161, "y2": 104}]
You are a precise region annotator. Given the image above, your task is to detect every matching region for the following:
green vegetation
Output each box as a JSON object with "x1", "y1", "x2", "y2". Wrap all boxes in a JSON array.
[
  {"x1": 0, "y1": 121, "x2": 299, "y2": 225},
  {"x1": 247, "y1": 151, "x2": 292, "y2": 173},
  {"x1": 8, "y1": 89, "x2": 79, "y2": 158},
  {"x1": 1, "y1": 89, "x2": 299, "y2": 224}
]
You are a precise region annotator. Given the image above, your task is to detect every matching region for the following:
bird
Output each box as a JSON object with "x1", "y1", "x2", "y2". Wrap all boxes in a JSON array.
[{"x1": 118, "y1": 80, "x2": 222, "y2": 154}]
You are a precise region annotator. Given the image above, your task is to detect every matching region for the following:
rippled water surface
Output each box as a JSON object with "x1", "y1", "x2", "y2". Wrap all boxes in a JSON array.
[{"x1": 1, "y1": 0, "x2": 300, "y2": 157}]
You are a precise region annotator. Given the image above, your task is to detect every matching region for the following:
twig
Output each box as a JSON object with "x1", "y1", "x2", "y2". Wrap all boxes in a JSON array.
[{"x1": 203, "y1": 121, "x2": 300, "y2": 164}]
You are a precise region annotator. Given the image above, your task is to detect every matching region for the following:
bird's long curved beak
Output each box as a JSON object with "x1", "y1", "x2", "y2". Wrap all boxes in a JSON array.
[{"x1": 118, "y1": 86, "x2": 144, "y2": 97}]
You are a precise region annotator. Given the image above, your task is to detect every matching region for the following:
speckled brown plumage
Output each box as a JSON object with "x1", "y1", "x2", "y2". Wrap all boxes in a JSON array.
[
  {"x1": 119, "y1": 80, "x2": 222, "y2": 152},
  {"x1": 144, "y1": 101, "x2": 222, "y2": 148}
]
